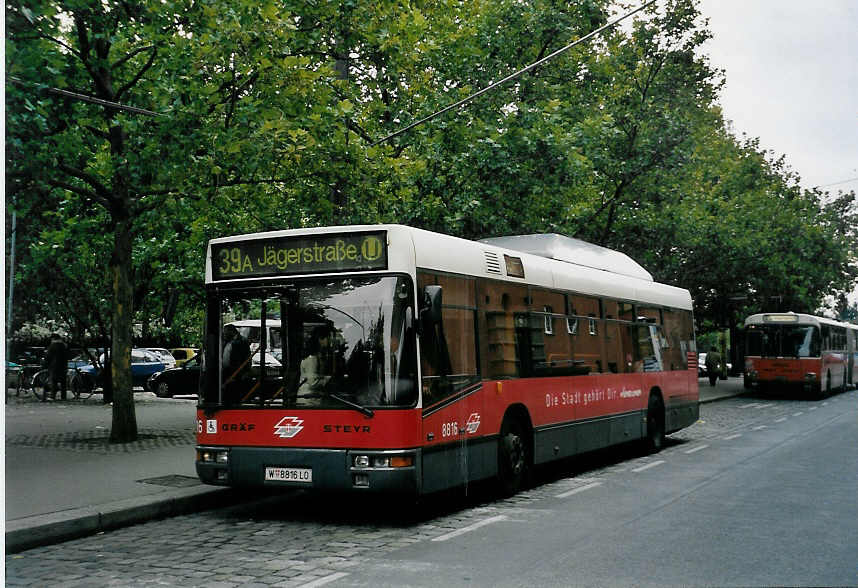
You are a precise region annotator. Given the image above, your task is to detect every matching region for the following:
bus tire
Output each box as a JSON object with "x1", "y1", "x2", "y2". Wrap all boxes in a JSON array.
[
  {"x1": 644, "y1": 393, "x2": 665, "y2": 454},
  {"x1": 498, "y1": 414, "x2": 530, "y2": 497}
]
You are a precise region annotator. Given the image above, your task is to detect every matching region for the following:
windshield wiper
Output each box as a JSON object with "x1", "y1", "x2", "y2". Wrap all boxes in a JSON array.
[{"x1": 329, "y1": 393, "x2": 374, "y2": 418}]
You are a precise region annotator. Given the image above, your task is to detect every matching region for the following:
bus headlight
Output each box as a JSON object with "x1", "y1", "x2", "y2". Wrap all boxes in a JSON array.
[
  {"x1": 352, "y1": 453, "x2": 413, "y2": 469},
  {"x1": 198, "y1": 449, "x2": 229, "y2": 464}
]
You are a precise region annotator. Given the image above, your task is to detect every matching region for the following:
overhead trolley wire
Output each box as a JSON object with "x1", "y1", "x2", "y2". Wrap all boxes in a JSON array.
[{"x1": 371, "y1": 0, "x2": 658, "y2": 147}]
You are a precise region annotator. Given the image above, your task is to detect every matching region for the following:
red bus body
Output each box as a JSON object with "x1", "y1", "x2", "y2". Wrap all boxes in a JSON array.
[{"x1": 196, "y1": 226, "x2": 699, "y2": 495}]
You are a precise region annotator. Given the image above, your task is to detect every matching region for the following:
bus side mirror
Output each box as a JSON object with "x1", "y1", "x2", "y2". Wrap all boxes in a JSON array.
[{"x1": 419, "y1": 285, "x2": 443, "y2": 332}]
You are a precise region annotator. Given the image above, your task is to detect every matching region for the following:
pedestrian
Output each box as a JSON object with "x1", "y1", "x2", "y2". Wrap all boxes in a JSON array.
[
  {"x1": 44, "y1": 333, "x2": 69, "y2": 401},
  {"x1": 705, "y1": 348, "x2": 722, "y2": 387}
]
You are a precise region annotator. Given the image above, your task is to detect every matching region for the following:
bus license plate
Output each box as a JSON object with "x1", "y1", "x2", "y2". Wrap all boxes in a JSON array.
[{"x1": 265, "y1": 467, "x2": 312, "y2": 483}]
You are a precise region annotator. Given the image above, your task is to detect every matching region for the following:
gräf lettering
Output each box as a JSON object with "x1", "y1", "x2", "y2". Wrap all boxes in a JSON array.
[{"x1": 221, "y1": 423, "x2": 257, "y2": 432}]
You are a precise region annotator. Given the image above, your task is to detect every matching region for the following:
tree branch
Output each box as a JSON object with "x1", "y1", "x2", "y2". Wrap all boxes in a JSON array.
[
  {"x1": 115, "y1": 45, "x2": 158, "y2": 101},
  {"x1": 57, "y1": 162, "x2": 111, "y2": 201}
]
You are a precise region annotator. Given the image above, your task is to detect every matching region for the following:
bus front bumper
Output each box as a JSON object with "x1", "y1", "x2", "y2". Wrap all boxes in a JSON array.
[{"x1": 196, "y1": 446, "x2": 421, "y2": 493}]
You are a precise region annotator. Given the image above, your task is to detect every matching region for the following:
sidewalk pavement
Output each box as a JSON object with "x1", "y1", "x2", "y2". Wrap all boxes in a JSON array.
[{"x1": 4, "y1": 377, "x2": 747, "y2": 553}]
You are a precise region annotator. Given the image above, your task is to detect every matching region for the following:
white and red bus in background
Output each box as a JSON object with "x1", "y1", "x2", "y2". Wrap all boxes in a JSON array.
[
  {"x1": 743, "y1": 312, "x2": 855, "y2": 397},
  {"x1": 196, "y1": 225, "x2": 699, "y2": 496}
]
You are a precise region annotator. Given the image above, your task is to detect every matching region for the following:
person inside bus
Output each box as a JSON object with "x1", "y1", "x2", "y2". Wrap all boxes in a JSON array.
[
  {"x1": 298, "y1": 326, "x2": 332, "y2": 402},
  {"x1": 222, "y1": 324, "x2": 251, "y2": 391}
]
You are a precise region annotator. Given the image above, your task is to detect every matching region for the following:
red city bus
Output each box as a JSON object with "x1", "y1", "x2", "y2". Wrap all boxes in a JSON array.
[
  {"x1": 196, "y1": 226, "x2": 699, "y2": 495},
  {"x1": 743, "y1": 312, "x2": 852, "y2": 397}
]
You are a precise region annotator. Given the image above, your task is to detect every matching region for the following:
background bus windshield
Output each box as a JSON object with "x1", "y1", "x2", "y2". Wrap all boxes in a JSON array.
[
  {"x1": 204, "y1": 276, "x2": 417, "y2": 409},
  {"x1": 746, "y1": 324, "x2": 820, "y2": 358}
]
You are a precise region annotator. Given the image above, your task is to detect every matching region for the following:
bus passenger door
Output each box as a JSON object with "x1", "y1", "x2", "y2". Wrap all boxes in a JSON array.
[{"x1": 418, "y1": 273, "x2": 481, "y2": 493}]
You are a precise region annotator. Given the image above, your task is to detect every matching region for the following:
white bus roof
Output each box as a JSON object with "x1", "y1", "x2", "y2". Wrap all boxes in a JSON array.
[
  {"x1": 479, "y1": 233, "x2": 653, "y2": 281},
  {"x1": 207, "y1": 225, "x2": 692, "y2": 311},
  {"x1": 744, "y1": 312, "x2": 853, "y2": 329}
]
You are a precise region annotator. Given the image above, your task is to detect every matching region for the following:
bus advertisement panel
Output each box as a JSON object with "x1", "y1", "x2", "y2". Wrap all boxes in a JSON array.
[{"x1": 196, "y1": 225, "x2": 699, "y2": 496}]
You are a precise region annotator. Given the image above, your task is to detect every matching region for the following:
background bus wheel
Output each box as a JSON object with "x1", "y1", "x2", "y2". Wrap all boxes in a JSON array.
[
  {"x1": 498, "y1": 416, "x2": 529, "y2": 496},
  {"x1": 644, "y1": 394, "x2": 665, "y2": 454}
]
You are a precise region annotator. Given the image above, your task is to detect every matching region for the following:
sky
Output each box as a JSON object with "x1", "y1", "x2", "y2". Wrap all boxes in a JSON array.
[
  {"x1": 696, "y1": 0, "x2": 858, "y2": 307},
  {"x1": 697, "y1": 0, "x2": 858, "y2": 195}
]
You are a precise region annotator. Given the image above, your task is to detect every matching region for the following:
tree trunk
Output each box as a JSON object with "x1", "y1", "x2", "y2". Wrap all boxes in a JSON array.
[{"x1": 109, "y1": 213, "x2": 138, "y2": 442}]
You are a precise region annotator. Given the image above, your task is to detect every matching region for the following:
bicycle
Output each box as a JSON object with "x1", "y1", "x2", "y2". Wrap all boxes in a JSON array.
[
  {"x1": 68, "y1": 367, "x2": 96, "y2": 400},
  {"x1": 26, "y1": 368, "x2": 50, "y2": 401},
  {"x1": 25, "y1": 367, "x2": 95, "y2": 401}
]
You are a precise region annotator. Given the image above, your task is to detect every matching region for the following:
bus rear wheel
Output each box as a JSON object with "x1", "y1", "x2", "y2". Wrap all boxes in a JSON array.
[
  {"x1": 498, "y1": 416, "x2": 529, "y2": 496},
  {"x1": 644, "y1": 393, "x2": 665, "y2": 454}
]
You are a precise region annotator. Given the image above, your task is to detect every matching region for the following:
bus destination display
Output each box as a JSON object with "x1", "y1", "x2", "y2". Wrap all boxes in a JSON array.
[{"x1": 212, "y1": 231, "x2": 387, "y2": 280}]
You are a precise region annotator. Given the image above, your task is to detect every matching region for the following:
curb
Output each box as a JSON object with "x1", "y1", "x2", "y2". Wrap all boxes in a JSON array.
[{"x1": 5, "y1": 485, "x2": 239, "y2": 554}]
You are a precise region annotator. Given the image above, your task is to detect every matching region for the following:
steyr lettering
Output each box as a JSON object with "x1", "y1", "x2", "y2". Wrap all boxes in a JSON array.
[{"x1": 323, "y1": 424, "x2": 371, "y2": 433}]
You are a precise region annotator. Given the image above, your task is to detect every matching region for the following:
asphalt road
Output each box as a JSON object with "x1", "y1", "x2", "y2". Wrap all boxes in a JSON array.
[{"x1": 7, "y1": 389, "x2": 857, "y2": 587}]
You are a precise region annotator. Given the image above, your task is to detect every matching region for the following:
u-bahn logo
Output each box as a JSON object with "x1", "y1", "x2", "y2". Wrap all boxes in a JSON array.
[
  {"x1": 274, "y1": 416, "x2": 304, "y2": 439},
  {"x1": 361, "y1": 236, "x2": 383, "y2": 261}
]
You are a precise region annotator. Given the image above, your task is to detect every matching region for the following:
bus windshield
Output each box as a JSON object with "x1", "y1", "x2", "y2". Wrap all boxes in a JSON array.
[
  {"x1": 746, "y1": 324, "x2": 820, "y2": 358},
  {"x1": 201, "y1": 275, "x2": 418, "y2": 409}
]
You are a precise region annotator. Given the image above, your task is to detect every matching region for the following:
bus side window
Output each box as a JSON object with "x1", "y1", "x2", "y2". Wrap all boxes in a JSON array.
[
  {"x1": 418, "y1": 272, "x2": 478, "y2": 406},
  {"x1": 481, "y1": 282, "x2": 528, "y2": 379}
]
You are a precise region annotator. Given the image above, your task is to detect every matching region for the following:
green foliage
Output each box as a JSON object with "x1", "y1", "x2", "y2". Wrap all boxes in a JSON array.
[{"x1": 6, "y1": 0, "x2": 857, "y2": 368}]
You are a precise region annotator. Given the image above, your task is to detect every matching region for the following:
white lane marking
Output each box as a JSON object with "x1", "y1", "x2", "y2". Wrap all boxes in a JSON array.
[
  {"x1": 632, "y1": 460, "x2": 665, "y2": 473},
  {"x1": 556, "y1": 481, "x2": 602, "y2": 499},
  {"x1": 432, "y1": 515, "x2": 508, "y2": 542},
  {"x1": 300, "y1": 572, "x2": 350, "y2": 587},
  {"x1": 793, "y1": 411, "x2": 804, "y2": 417},
  {"x1": 723, "y1": 433, "x2": 742, "y2": 441},
  {"x1": 742, "y1": 403, "x2": 763, "y2": 409},
  {"x1": 775, "y1": 417, "x2": 787, "y2": 423},
  {"x1": 752, "y1": 425, "x2": 767, "y2": 431},
  {"x1": 809, "y1": 406, "x2": 818, "y2": 411},
  {"x1": 756, "y1": 403, "x2": 774, "y2": 409},
  {"x1": 684, "y1": 444, "x2": 709, "y2": 454}
]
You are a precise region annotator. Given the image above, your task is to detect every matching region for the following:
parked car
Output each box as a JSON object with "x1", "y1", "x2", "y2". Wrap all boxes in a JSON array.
[
  {"x1": 78, "y1": 348, "x2": 165, "y2": 390},
  {"x1": 145, "y1": 348, "x2": 177, "y2": 369},
  {"x1": 149, "y1": 354, "x2": 201, "y2": 398},
  {"x1": 67, "y1": 349, "x2": 104, "y2": 370},
  {"x1": 147, "y1": 350, "x2": 281, "y2": 398},
  {"x1": 698, "y1": 352, "x2": 732, "y2": 377},
  {"x1": 170, "y1": 347, "x2": 199, "y2": 367}
]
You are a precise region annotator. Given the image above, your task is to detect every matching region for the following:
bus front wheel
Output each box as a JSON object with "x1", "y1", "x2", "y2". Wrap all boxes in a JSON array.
[{"x1": 498, "y1": 416, "x2": 530, "y2": 496}]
